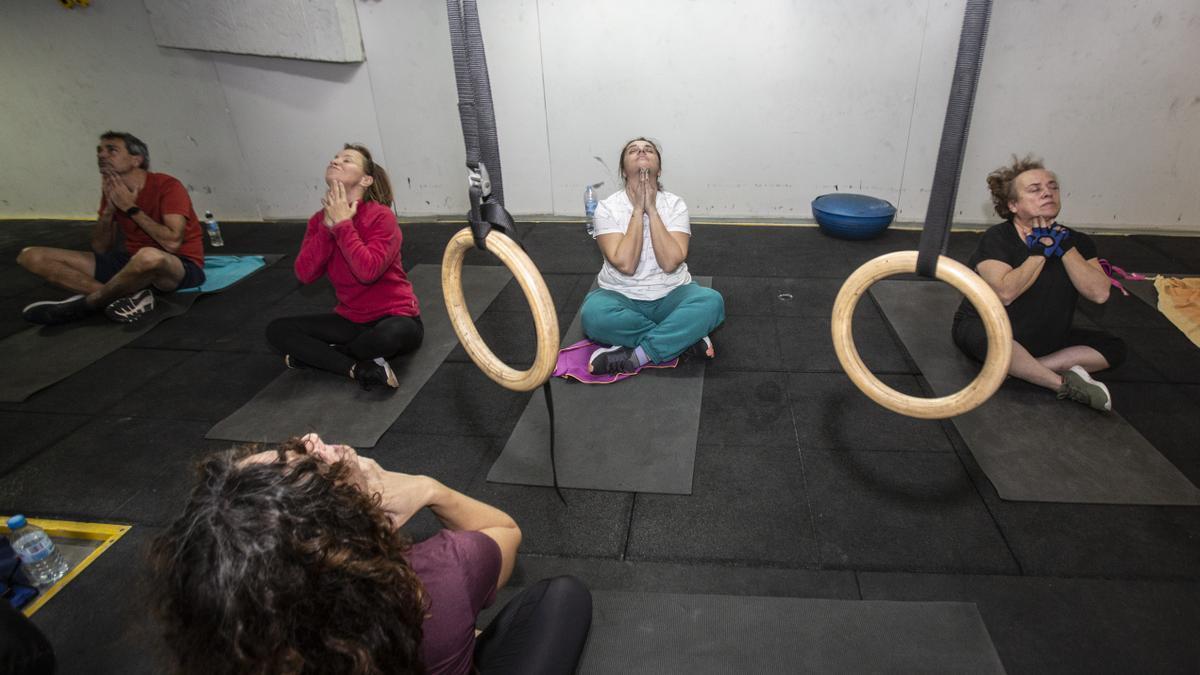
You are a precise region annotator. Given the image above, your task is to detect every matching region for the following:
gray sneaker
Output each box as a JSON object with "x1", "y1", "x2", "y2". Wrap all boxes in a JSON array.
[{"x1": 1057, "y1": 365, "x2": 1112, "y2": 412}]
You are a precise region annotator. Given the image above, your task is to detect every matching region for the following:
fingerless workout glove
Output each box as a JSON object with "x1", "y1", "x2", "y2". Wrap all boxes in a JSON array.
[
  {"x1": 1053, "y1": 225, "x2": 1075, "y2": 257},
  {"x1": 1027, "y1": 226, "x2": 1071, "y2": 258},
  {"x1": 1027, "y1": 227, "x2": 1056, "y2": 257}
]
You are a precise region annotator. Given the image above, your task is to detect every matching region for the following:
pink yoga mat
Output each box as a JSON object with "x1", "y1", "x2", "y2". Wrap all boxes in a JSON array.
[{"x1": 553, "y1": 339, "x2": 679, "y2": 384}]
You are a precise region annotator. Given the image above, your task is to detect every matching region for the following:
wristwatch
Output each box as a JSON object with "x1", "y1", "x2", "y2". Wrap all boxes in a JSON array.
[{"x1": 124, "y1": 206, "x2": 141, "y2": 217}]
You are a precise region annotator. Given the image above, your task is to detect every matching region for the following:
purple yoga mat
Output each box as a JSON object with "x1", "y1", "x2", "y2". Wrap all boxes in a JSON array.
[{"x1": 553, "y1": 339, "x2": 678, "y2": 384}]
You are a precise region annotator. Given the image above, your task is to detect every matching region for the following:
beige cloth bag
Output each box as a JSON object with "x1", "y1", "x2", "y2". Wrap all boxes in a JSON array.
[{"x1": 1155, "y1": 277, "x2": 1200, "y2": 348}]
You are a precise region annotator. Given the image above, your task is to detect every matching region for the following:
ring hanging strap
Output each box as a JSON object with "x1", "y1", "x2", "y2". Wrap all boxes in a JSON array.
[
  {"x1": 832, "y1": 0, "x2": 1008, "y2": 419},
  {"x1": 446, "y1": 0, "x2": 509, "y2": 247},
  {"x1": 445, "y1": 1, "x2": 564, "y2": 502},
  {"x1": 916, "y1": 0, "x2": 992, "y2": 278}
]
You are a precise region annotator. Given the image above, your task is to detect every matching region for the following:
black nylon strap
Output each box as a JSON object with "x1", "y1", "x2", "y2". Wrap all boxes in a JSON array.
[
  {"x1": 463, "y1": 0, "x2": 505, "y2": 207},
  {"x1": 543, "y1": 380, "x2": 566, "y2": 505},
  {"x1": 446, "y1": 0, "x2": 562, "y2": 503},
  {"x1": 447, "y1": 0, "x2": 514, "y2": 250},
  {"x1": 445, "y1": 0, "x2": 478, "y2": 170},
  {"x1": 916, "y1": 0, "x2": 992, "y2": 278}
]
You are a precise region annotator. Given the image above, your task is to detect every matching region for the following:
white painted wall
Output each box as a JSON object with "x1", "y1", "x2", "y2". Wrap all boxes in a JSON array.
[
  {"x1": 143, "y1": 0, "x2": 365, "y2": 62},
  {"x1": 0, "y1": 1, "x2": 260, "y2": 219},
  {"x1": 1, "y1": 0, "x2": 1197, "y2": 232},
  {"x1": 960, "y1": 0, "x2": 1200, "y2": 230}
]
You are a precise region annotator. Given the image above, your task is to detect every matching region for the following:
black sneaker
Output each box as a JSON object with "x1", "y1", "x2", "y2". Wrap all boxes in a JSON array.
[
  {"x1": 22, "y1": 294, "x2": 93, "y2": 325},
  {"x1": 681, "y1": 335, "x2": 715, "y2": 360},
  {"x1": 284, "y1": 354, "x2": 308, "y2": 370},
  {"x1": 587, "y1": 345, "x2": 639, "y2": 375},
  {"x1": 104, "y1": 289, "x2": 155, "y2": 323},
  {"x1": 352, "y1": 357, "x2": 399, "y2": 390}
]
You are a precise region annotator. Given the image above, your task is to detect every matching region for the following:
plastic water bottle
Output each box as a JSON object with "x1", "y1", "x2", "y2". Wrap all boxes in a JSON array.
[
  {"x1": 584, "y1": 185, "x2": 598, "y2": 237},
  {"x1": 6, "y1": 515, "x2": 70, "y2": 587},
  {"x1": 204, "y1": 210, "x2": 225, "y2": 247}
]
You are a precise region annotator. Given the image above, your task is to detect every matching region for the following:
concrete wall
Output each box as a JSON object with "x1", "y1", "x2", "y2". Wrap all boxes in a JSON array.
[
  {"x1": 1, "y1": 0, "x2": 1197, "y2": 232},
  {"x1": 143, "y1": 0, "x2": 365, "y2": 62}
]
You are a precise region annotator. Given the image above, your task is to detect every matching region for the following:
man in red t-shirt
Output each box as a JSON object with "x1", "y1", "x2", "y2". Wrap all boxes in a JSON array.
[{"x1": 18, "y1": 131, "x2": 206, "y2": 325}]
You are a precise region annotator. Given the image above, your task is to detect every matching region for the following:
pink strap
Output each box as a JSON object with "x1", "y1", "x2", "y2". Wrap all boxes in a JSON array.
[{"x1": 1098, "y1": 259, "x2": 1147, "y2": 297}]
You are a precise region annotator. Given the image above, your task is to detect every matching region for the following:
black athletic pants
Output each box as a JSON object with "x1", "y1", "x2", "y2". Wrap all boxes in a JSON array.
[
  {"x1": 952, "y1": 315, "x2": 1127, "y2": 369},
  {"x1": 265, "y1": 313, "x2": 423, "y2": 376},
  {"x1": 474, "y1": 576, "x2": 592, "y2": 675}
]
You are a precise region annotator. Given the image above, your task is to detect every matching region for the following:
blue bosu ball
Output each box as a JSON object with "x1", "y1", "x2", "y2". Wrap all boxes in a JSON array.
[{"x1": 812, "y1": 193, "x2": 897, "y2": 240}]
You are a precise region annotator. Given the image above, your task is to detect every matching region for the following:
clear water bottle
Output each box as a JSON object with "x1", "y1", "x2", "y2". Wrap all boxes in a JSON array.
[
  {"x1": 584, "y1": 185, "x2": 598, "y2": 237},
  {"x1": 6, "y1": 515, "x2": 70, "y2": 587},
  {"x1": 204, "y1": 210, "x2": 225, "y2": 247}
]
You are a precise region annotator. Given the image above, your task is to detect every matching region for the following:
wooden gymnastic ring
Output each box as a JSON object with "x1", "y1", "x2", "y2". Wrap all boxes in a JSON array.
[
  {"x1": 442, "y1": 228, "x2": 560, "y2": 392},
  {"x1": 831, "y1": 251, "x2": 1012, "y2": 419}
]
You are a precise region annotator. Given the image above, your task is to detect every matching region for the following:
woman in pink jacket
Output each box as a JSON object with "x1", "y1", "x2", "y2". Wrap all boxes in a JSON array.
[{"x1": 266, "y1": 145, "x2": 422, "y2": 389}]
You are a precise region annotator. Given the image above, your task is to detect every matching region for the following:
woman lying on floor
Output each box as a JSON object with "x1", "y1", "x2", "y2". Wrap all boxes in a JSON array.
[
  {"x1": 152, "y1": 434, "x2": 592, "y2": 675},
  {"x1": 952, "y1": 155, "x2": 1126, "y2": 412},
  {"x1": 266, "y1": 145, "x2": 422, "y2": 390},
  {"x1": 582, "y1": 137, "x2": 725, "y2": 374}
]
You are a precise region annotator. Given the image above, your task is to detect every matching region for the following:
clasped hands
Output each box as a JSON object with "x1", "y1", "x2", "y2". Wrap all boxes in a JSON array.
[
  {"x1": 628, "y1": 168, "x2": 658, "y2": 213},
  {"x1": 101, "y1": 169, "x2": 138, "y2": 213},
  {"x1": 300, "y1": 433, "x2": 430, "y2": 529},
  {"x1": 1025, "y1": 217, "x2": 1073, "y2": 258},
  {"x1": 322, "y1": 180, "x2": 358, "y2": 227}
]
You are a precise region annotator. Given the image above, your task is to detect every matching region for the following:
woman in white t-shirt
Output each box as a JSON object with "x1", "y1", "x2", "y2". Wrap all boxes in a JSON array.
[{"x1": 582, "y1": 137, "x2": 725, "y2": 374}]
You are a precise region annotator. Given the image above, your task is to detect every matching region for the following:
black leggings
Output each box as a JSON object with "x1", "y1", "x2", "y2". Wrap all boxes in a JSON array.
[
  {"x1": 474, "y1": 576, "x2": 592, "y2": 675},
  {"x1": 952, "y1": 316, "x2": 1127, "y2": 369},
  {"x1": 265, "y1": 312, "x2": 423, "y2": 376}
]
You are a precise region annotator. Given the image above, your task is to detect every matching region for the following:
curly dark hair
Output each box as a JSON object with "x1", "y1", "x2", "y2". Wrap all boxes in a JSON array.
[
  {"x1": 986, "y1": 154, "x2": 1049, "y2": 219},
  {"x1": 151, "y1": 439, "x2": 427, "y2": 674}
]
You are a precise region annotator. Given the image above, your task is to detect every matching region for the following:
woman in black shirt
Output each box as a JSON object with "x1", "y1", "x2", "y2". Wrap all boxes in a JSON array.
[{"x1": 953, "y1": 156, "x2": 1125, "y2": 411}]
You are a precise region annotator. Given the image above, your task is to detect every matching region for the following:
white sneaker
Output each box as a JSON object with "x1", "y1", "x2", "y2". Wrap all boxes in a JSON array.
[{"x1": 104, "y1": 289, "x2": 155, "y2": 323}]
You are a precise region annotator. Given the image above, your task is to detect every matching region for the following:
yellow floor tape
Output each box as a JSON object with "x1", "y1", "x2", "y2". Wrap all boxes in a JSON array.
[{"x1": 1, "y1": 517, "x2": 130, "y2": 616}]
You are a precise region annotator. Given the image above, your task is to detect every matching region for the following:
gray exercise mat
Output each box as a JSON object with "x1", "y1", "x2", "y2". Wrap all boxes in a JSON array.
[
  {"x1": 578, "y1": 590, "x2": 1005, "y2": 674},
  {"x1": 0, "y1": 255, "x2": 282, "y2": 403},
  {"x1": 871, "y1": 279, "x2": 1200, "y2": 505},
  {"x1": 1123, "y1": 278, "x2": 1159, "y2": 308},
  {"x1": 206, "y1": 264, "x2": 511, "y2": 448},
  {"x1": 1124, "y1": 275, "x2": 1198, "y2": 310},
  {"x1": 487, "y1": 278, "x2": 711, "y2": 494},
  {"x1": 0, "y1": 294, "x2": 198, "y2": 402}
]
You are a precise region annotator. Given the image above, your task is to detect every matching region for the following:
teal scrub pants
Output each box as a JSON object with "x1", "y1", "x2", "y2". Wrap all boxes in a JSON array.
[{"x1": 580, "y1": 282, "x2": 725, "y2": 363}]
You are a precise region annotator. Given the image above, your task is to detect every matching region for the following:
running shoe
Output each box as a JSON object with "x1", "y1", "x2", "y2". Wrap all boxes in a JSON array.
[
  {"x1": 104, "y1": 289, "x2": 155, "y2": 323},
  {"x1": 1057, "y1": 365, "x2": 1112, "y2": 412},
  {"x1": 22, "y1": 294, "x2": 92, "y2": 325},
  {"x1": 352, "y1": 357, "x2": 400, "y2": 390},
  {"x1": 588, "y1": 345, "x2": 639, "y2": 375}
]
